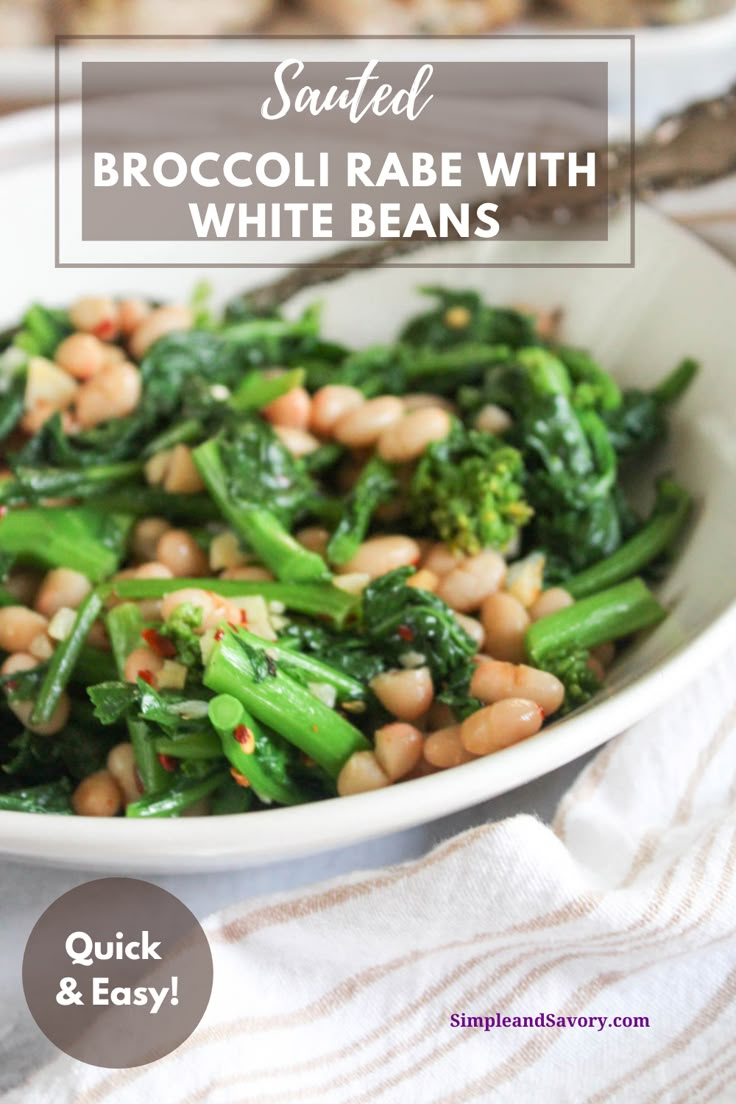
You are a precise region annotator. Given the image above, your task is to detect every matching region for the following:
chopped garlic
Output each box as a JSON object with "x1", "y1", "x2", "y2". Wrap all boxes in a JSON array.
[
  {"x1": 209, "y1": 383, "x2": 230, "y2": 401},
  {"x1": 399, "y1": 650, "x2": 427, "y2": 670},
  {"x1": 333, "y1": 573, "x2": 370, "y2": 595},
  {"x1": 307, "y1": 681, "x2": 337, "y2": 709},
  {"x1": 228, "y1": 595, "x2": 277, "y2": 642},
  {"x1": 25, "y1": 356, "x2": 78, "y2": 412},
  {"x1": 209, "y1": 530, "x2": 247, "y2": 572},
  {"x1": 199, "y1": 629, "x2": 217, "y2": 665},
  {"x1": 505, "y1": 552, "x2": 546, "y2": 609},
  {"x1": 144, "y1": 449, "x2": 172, "y2": 486},
  {"x1": 29, "y1": 633, "x2": 54, "y2": 661},
  {"x1": 48, "y1": 606, "x2": 77, "y2": 641},
  {"x1": 157, "y1": 660, "x2": 188, "y2": 690}
]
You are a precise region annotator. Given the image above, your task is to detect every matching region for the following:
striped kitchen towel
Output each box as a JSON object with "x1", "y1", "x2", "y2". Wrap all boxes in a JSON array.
[{"x1": 6, "y1": 643, "x2": 736, "y2": 1104}]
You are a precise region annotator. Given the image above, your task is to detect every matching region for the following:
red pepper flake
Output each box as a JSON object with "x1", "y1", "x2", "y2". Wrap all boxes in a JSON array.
[
  {"x1": 397, "y1": 624, "x2": 414, "y2": 642},
  {"x1": 138, "y1": 669, "x2": 156, "y2": 686},
  {"x1": 214, "y1": 628, "x2": 225, "y2": 642},
  {"x1": 233, "y1": 724, "x2": 255, "y2": 754},
  {"x1": 240, "y1": 609, "x2": 248, "y2": 625},
  {"x1": 5, "y1": 679, "x2": 18, "y2": 692},
  {"x1": 0, "y1": 506, "x2": 8, "y2": 520},
  {"x1": 93, "y1": 319, "x2": 117, "y2": 340},
  {"x1": 312, "y1": 725, "x2": 319, "y2": 733},
  {"x1": 157, "y1": 754, "x2": 177, "y2": 772},
  {"x1": 230, "y1": 767, "x2": 251, "y2": 788},
  {"x1": 141, "y1": 628, "x2": 177, "y2": 659},
  {"x1": 302, "y1": 755, "x2": 316, "y2": 768}
]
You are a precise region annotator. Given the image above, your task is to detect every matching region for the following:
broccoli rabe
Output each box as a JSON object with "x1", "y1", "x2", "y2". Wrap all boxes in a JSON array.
[
  {"x1": 400, "y1": 287, "x2": 540, "y2": 350},
  {"x1": 411, "y1": 422, "x2": 532, "y2": 554},
  {"x1": 539, "y1": 649, "x2": 602, "y2": 714},
  {"x1": 193, "y1": 421, "x2": 330, "y2": 583}
]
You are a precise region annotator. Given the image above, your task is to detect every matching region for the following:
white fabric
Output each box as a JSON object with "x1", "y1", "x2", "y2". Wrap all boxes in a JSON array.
[{"x1": 6, "y1": 641, "x2": 736, "y2": 1104}]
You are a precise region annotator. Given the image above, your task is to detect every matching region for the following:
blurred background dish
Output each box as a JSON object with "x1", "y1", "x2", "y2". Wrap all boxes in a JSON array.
[{"x1": 0, "y1": 0, "x2": 734, "y2": 45}]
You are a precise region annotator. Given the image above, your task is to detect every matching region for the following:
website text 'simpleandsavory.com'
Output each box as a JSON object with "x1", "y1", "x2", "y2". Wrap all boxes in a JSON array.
[{"x1": 450, "y1": 1012, "x2": 651, "y2": 1033}]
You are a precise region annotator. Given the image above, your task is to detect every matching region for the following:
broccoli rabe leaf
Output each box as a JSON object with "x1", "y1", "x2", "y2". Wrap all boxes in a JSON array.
[
  {"x1": 603, "y1": 359, "x2": 698, "y2": 459},
  {"x1": 159, "y1": 601, "x2": 205, "y2": 669},
  {"x1": 362, "y1": 567, "x2": 477, "y2": 684},
  {"x1": 400, "y1": 288, "x2": 539, "y2": 350},
  {"x1": 411, "y1": 422, "x2": 532, "y2": 555},
  {"x1": 0, "y1": 779, "x2": 73, "y2": 814},
  {"x1": 89, "y1": 679, "x2": 211, "y2": 730},
  {"x1": 327, "y1": 457, "x2": 398, "y2": 566},
  {"x1": 279, "y1": 621, "x2": 385, "y2": 684}
]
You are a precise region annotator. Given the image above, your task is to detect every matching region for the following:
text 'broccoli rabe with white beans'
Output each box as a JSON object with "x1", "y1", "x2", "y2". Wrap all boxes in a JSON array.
[{"x1": 0, "y1": 286, "x2": 694, "y2": 816}]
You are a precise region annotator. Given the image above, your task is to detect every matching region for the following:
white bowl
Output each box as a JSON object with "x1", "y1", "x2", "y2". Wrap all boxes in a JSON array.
[{"x1": 0, "y1": 110, "x2": 735, "y2": 870}]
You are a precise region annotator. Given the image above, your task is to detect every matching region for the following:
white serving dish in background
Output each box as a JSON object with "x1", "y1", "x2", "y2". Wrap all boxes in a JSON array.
[
  {"x1": 0, "y1": 108, "x2": 734, "y2": 871},
  {"x1": 0, "y1": 7, "x2": 735, "y2": 128}
]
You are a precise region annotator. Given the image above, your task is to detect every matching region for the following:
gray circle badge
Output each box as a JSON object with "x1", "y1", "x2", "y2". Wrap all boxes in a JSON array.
[{"x1": 23, "y1": 878, "x2": 213, "y2": 1068}]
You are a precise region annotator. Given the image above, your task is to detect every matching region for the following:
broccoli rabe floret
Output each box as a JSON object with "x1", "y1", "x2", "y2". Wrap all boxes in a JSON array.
[
  {"x1": 538, "y1": 649, "x2": 601, "y2": 715},
  {"x1": 410, "y1": 422, "x2": 532, "y2": 555}
]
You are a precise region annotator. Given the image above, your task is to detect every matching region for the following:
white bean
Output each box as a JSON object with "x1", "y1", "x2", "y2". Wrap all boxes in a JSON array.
[
  {"x1": 309, "y1": 385, "x2": 364, "y2": 437},
  {"x1": 337, "y1": 751, "x2": 390, "y2": 796},
  {"x1": 470, "y1": 658, "x2": 565, "y2": 716},
  {"x1": 107, "y1": 742, "x2": 141, "y2": 805},
  {"x1": 156, "y1": 529, "x2": 208, "y2": 577},
  {"x1": 72, "y1": 771, "x2": 124, "y2": 817},
  {"x1": 123, "y1": 647, "x2": 164, "y2": 685},
  {"x1": 75, "y1": 361, "x2": 141, "y2": 429},
  {"x1": 129, "y1": 305, "x2": 193, "y2": 360},
  {"x1": 437, "y1": 550, "x2": 507, "y2": 613},
  {"x1": 262, "y1": 386, "x2": 311, "y2": 430},
  {"x1": 529, "y1": 587, "x2": 574, "y2": 622},
  {"x1": 423, "y1": 725, "x2": 474, "y2": 769},
  {"x1": 55, "y1": 333, "x2": 106, "y2": 380},
  {"x1": 376, "y1": 407, "x2": 452, "y2": 463},
  {"x1": 339, "y1": 535, "x2": 420, "y2": 579},
  {"x1": 35, "y1": 568, "x2": 92, "y2": 619},
  {"x1": 460, "y1": 699, "x2": 543, "y2": 756},
  {"x1": 69, "y1": 296, "x2": 119, "y2": 340},
  {"x1": 480, "y1": 591, "x2": 530, "y2": 664},
  {"x1": 0, "y1": 607, "x2": 49, "y2": 652},
  {"x1": 131, "y1": 518, "x2": 171, "y2": 563},
  {"x1": 273, "y1": 425, "x2": 320, "y2": 457},
  {"x1": 370, "y1": 666, "x2": 434, "y2": 722},
  {"x1": 334, "y1": 396, "x2": 404, "y2": 449},
  {"x1": 374, "y1": 723, "x2": 423, "y2": 781},
  {"x1": 162, "y1": 444, "x2": 206, "y2": 494}
]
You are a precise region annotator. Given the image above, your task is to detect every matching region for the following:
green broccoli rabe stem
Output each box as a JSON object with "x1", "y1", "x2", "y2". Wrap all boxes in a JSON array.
[
  {"x1": 0, "y1": 460, "x2": 144, "y2": 506},
  {"x1": 403, "y1": 343, "x2": 513, "y2": 389},
  {"x1": 193, "y1": 437, "x2": 330, "y2": 584},
  {"x1": 153, "y1": 731, "x2": 222, "y2": 760},
  {"x1": 208, "y1": 694, "x2": 318, "y2": 805},
  {"x1": 108, "y1": 577, "x2": 359, "y2": 627},
  {"x1": 525, "y1": 578, "x2": 666, "y2": 666},
  {"x1": 229, "y1": 367, "x2": 305, "y2": 412},
  {"x1": 652, "y1": 358, "x2": 698, "y2": 404},
  {"x1": 30, "y1": 588, "x2": 105, "y2": 726},
  {"x1": 565, "y1": 479, "x2": 692, "y2": 599},
  {"x1": 106, "y1": 602, "x2": 169, "y2": 794},
  {"x1": 88, "y1": 489, "x2": 220, "y2": 524},
  {"x1": 143, "y1": 417, "x2": 202, "y2": 458},
  {"x1": 125, "y1": 769, "x2": 228, "y2": 818},
  {"x1": 327, "y1": 456, "x2": 397, "y2": 566},
  {"x1": 0, "y1": 506, "x2": 132, "y2": 582},
  {"x1": 231, "y1": 625, "x2": 365, "y2": 702},
  {"x1": 204, "y1": 628, "x2": 369, "y2": 777}
]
